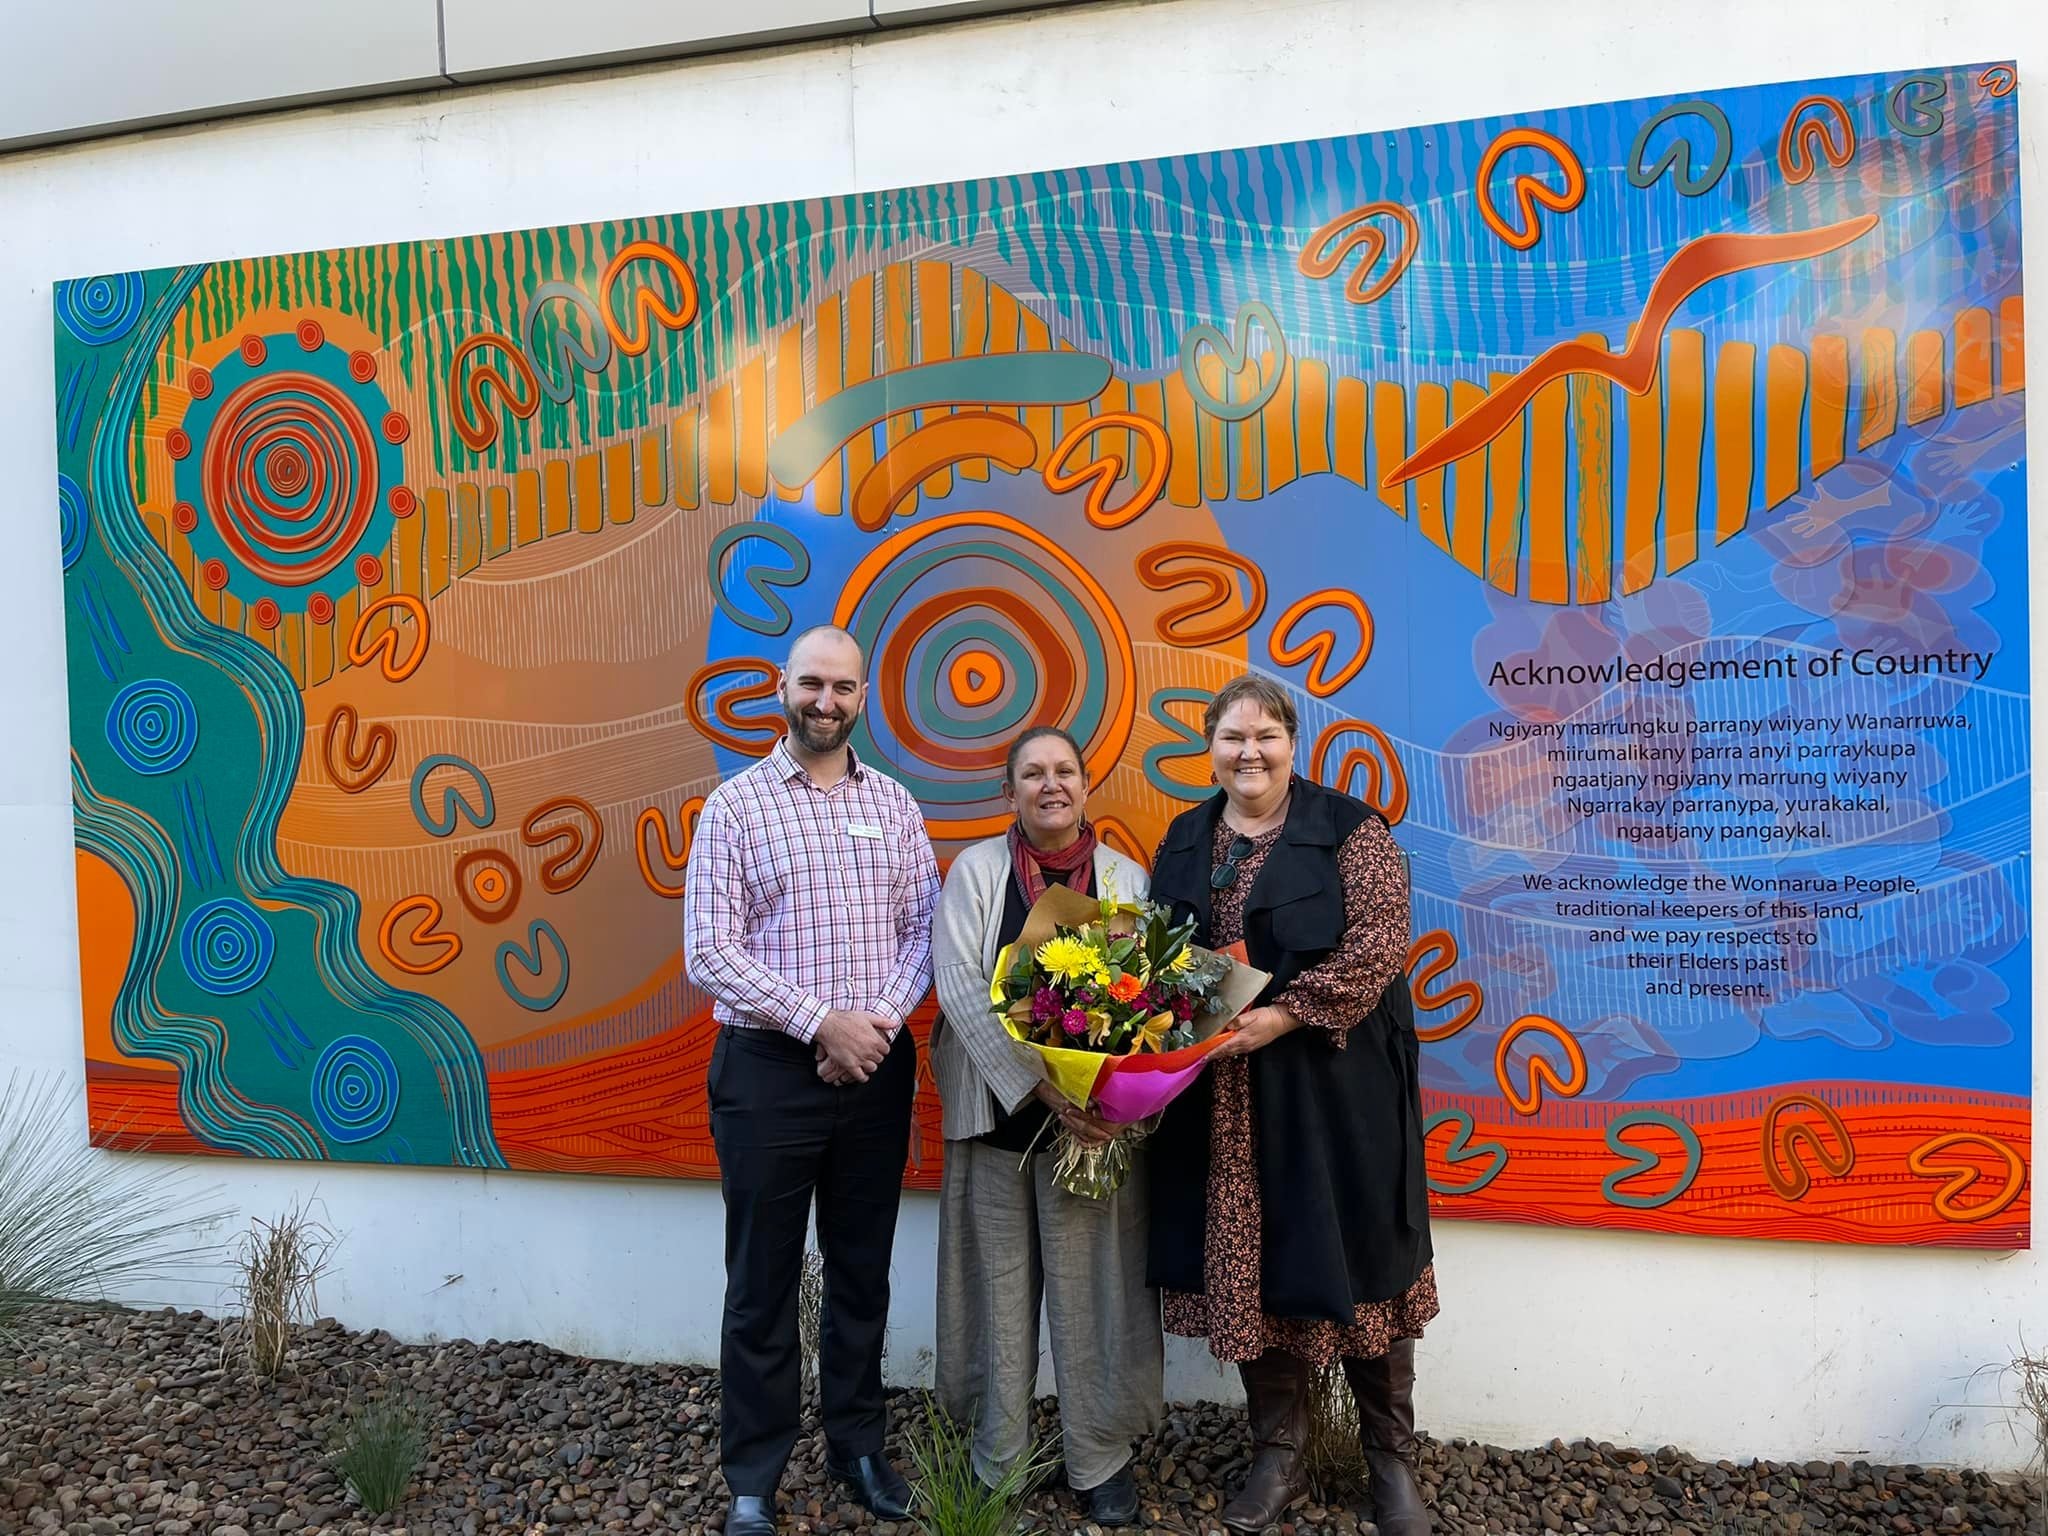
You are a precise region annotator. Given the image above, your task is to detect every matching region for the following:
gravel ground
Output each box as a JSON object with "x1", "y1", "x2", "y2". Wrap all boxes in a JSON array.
[{"x1": 1, "y1": 1305, "x2": 2035, "y2": 1535}]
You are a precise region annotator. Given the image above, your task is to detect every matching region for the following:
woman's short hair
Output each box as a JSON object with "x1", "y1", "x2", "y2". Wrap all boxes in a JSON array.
[
  {"x1": 1003, "y1": 725, "x2": 1087, "y2": 788},
  {"x1": 1203, "y1": 675, "x2": 1299, "y2": 743}
]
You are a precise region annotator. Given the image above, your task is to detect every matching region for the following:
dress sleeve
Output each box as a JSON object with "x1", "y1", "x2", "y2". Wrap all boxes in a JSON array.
[{"x1": 1273, "y1": 817, "x2": 1409, "y2": 1046}]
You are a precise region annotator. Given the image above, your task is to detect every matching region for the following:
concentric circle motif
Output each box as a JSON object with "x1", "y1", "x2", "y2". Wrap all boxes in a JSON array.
[
  {"x1": 253, "y1": 598, "x2": 282, "y2": 630},
  {"x1": 356, "y1": 554, "x2": 383, "y2": 585},
  {"x1": 389, "y1": 486, "x2": 417, "y2": 518},
  {"x1": 165, "y1": 429, "x2": 191, "y2": 461},
  {"x1": 178, "y1": 896, "x2": 275, "y2": 996},
  {"x1": 187, "y1": 368, "x2": 213, "y2": 401},
  {"x1": 310, "y1": 1034, "x2": 400, "y2": 1144},
  {"x1": 58, "y1": 473, "x2": 89, "y2": 571},
  {"x1": 56, "y1": 273, "x2": 145, "y2": 347},
  {"x1": 105, "y1": 678, "x2": 198, "y2": 776},
  {"x1": 381, "y1": 412, "x2": 410, "y2": 445},
  {"x1": 308, "y1": 593, "x2": 335, "y2": 624},
  {"x1": 832, "y1": 511, "x2": 1137, "y2": 838},
  {"x1": 201, "y1": 559, "x2": 229, "y2": 591},
  {"x1": 173, "y1": 323, "x2": 405, "y2": 613},
  {"x1": 172, "y1": 501, "x2": 198, "y2": 533},
  {"x1": 348, "y1": 351, "x2": 378, "y2": 383},
  {"x1": 454, "y1": 849, "x2": 523, "y2": 924}
]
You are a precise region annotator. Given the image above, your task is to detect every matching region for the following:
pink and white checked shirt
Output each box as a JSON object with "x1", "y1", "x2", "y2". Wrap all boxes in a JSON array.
[{"x1": 683, "y1": 738, "x2": 941, "y2": 1043}]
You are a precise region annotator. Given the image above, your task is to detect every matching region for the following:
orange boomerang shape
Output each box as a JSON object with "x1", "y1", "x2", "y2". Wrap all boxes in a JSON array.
[{"x1": 1380, "y1": 215, "x2": 1880, "y2": 491}]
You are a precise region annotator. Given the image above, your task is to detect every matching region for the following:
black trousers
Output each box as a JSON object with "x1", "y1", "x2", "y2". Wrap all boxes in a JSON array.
[{"x1": 708, "y1": 1023, "x2": 916, "y2": 1497}]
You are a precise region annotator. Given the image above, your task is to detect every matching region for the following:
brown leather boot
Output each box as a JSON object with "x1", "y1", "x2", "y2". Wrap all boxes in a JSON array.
[
  {"x1": 1343, "y1": 1339, "x2": 1431, "y2": 1536},
  {"x1": 1220, "y1": 1349, "x2": 1312, "y2": 1533}
]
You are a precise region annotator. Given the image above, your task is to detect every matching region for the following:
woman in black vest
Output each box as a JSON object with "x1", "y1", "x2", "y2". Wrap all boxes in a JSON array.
[{"x1": 1148, "y1": 675, "x2": 1437, "y2": 1536}]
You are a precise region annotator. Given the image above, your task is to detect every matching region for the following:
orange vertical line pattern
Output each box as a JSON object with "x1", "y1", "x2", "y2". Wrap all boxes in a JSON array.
[
  {"x1": 573, "y1": 451, "x2": 605, "y2": 533},
  {"x1": 1412, "y1": 382, "x2": 1451, "y2": 554},
  {"x1": 332, "y1": 592, "x2": 358, "y2": 660},
  {"x1": 814, "y1": 295, "x2": 845, "y2": 511},
  {"x1": 774, "y1": 326, "x2": 805, "y2": 502},
  {"x1": 485, "y1": 484, "x2": 511, "y2": 556},
  {"x1": 704, "y1": 383, "x2": 737, "y2": 507},
  {"x1": 1296, "y1": 360, "x2": 1332, "y2": 478},
  {"x1": 882, "y1": 265, "x2": 916, "y2": 520},
  {"x1": 605, "y1": 442, "x2": 636, "y2": 524},
  {"x1": 1858, "y1": 327, "x2": 1898, "y2": 450},
  {"x1": 916, "y1": 261, "x2": 955, "y2": 500},
  {"x1": 425, "y1": 489, "x2": 452, "y2": 596},
  {"x1": 394, "y1": 495, "x2": 424, "y2": 594},
  {"x1": 541, "y1": 460, "x2": 572, "y2": 537},
  {"x1": 512, "y1": 469, "x2": 541, "y2": 547},
  {"x1": 1570, "y1": 337, "x2": 1613, "y2": 605},
  {"x1": 1527, "y1": 379, "x2": 1569, "y2": 604},
  {"x1": 845, "y1": 275, "x2": 878, "y2": 508},
  {"x1": 737, "y1": 354, "x2": 769, "y2": 501},
  {"x1": 2000, "y1": 295, "x2": 2025, "y2": 394},
  {"x1": 1485, "y1": 372, "x2": 1525, "y2": 596},
  {"x1": 1372, "y1": 381, "x2": 1407, "y2": 518},
  {"x1": 1019, "y1": 309, "x2": 1055, "y2": 467},
  {"x1": 1129, "y1": 379, "x2": 1166, "y2": 489},
  {"x1": 1763, "y1": 345, "x2": 1808, "y2": 511},
  {"x1": 1163, "y1": 375, "x2": 1201, "y2": 507},
  {"x1": 1196, "y1": 356, "x2": 1230, "y2": 502},
  {"x1": 1620, "y1": 374, "x2": 1662, "y2": 596},
  {"x1": 309, "y1": 611, "x2": 334, "y2": 686},
  {"x1": 671, "y1": 411, "x2": 700, "y2": 511},
  {"x1": 1261, "y1": 354, "x2": 1297, "y2": 491},
  {"x1": 220, "y1": 593, "x2": 243, "y2": 639},
  {"x1": 1809, "y1": 335, "x2": 1849, "y2": 480},
  {"x1": 1095, "y1": 377, "x2": 1131, "y2": 484},
  {"x1": 280, "y1": 613, "x2": 306, "y2": 689},
  {"x1": 1953, "y1": 308, "x2": 1994, "y2": 407},
  {"x1": 638, "y1": 429, "x2": 668, "y2": 507},
  {"x1": 1905, "y1": 331, "x2": 1945, "y2": 425},
  {"x1": 456, "y1": 483, "x2": 484, "y2": 574},
  {"x1": 957, "y1": 270, "x2": 991, "y2": 483},
  {"x1": 1713, "y1": 341, "x2": 1756, "y2": 546},
  {"x1": 1663, "y1": 330, "x2": 1706, "y2": 574},
  {"x1": 1449, "y1": 380, "x2": 1487, "y2": 577},
  {"x1": 1234, "y1": 357, "x2": 1267, "y2": 503},
  {"x1": 1333, "y1": 377, "x2": 1368, "y2": 489}
]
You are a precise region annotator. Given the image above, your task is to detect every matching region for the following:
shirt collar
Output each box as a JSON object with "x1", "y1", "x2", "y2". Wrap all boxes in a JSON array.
[{"x1": 770, "y1": 735, "x2": 867, "y2": 787}]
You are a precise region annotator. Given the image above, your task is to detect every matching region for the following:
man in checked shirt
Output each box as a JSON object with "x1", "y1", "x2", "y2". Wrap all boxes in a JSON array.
[{"x1": 684, "y1": 624, "x2": 942, "y2": 1536}]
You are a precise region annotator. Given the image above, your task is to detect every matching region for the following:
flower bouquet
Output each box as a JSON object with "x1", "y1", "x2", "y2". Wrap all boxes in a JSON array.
[{"x1": 990, "y1": 883, "x2": 1269, "y2": 1198}]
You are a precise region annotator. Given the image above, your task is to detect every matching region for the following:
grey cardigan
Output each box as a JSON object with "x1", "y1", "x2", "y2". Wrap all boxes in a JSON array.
[{"x1": 930, "y1": 833, "x2": 1151, "y2": 1142}]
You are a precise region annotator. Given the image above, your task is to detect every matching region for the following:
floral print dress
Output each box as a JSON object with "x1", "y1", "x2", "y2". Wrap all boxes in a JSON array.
[{"x1": 1159, "y1": 816, "x2": 1440, "y2": 1366}]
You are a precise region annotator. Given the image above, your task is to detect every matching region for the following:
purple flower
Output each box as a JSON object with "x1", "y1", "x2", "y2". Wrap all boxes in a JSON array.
[
  {"x1": 1170, "y1": 995, "x2": 1196, "y2": 1023},
  {"x1": 1061, "y1": 1008, "x2": 1088, "y2": 1037},
  {"x1": 1032, "y1": 987, "x2": 1063, "y2": 1022}
]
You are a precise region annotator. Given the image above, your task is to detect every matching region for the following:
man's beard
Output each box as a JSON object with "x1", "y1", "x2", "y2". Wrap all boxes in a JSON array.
[{"x1": 785, "y1": 704, "x2": 857, "y2": 754}]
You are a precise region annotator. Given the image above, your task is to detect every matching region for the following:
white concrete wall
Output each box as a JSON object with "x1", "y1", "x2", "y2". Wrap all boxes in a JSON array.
[{"x1": 4, "y1": 0, "x2": 2044, "y2": 1470}]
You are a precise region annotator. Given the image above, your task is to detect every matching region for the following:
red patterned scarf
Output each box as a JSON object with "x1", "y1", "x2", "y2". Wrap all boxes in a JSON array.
[{"x1": 1009, "y1": 820, "x2": 1097, "y2": 907}]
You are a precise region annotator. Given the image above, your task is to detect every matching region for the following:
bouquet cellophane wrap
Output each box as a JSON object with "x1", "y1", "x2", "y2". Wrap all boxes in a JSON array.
[{"x1": 993, "y1": 883, "x2": 1271, "y2": 1124}]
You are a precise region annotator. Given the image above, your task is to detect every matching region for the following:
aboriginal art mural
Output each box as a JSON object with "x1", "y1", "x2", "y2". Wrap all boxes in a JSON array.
[{"x1": 55, "y1": 62, "x2": 2029, "y2": 1246}]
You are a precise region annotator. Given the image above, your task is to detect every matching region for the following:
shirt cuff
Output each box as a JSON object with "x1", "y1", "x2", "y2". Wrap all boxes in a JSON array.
[{"x1": 786, "y1": 996, "x2": 831, "y2": 1045}]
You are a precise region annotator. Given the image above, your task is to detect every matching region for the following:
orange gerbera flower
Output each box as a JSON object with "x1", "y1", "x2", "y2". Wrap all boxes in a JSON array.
[{"x1": 1108, "y1": 973, "x2": 1145, "y2": 1004}]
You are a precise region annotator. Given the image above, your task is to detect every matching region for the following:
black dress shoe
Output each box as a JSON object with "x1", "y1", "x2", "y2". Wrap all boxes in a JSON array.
[
  {"x1": 826, "y1": 1451, "x2": 914, "y2": 1519},
  {"x1": 1083, "y1": 1462, "x2": 1140, "y2": 1526},
  {"x1": 724, "y1": 1494, "x2": 778, "y2": 1535}
]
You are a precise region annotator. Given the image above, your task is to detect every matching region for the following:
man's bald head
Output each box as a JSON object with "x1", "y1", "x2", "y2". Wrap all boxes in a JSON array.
[{"x1": 778, "y1": 625, "x2": 867, "y2": 759}]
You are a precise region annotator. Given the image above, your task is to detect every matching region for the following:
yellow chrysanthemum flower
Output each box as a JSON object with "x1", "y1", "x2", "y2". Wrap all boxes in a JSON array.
[
  {"x1": 1169, "y1": 947, "x2": 1196, "y2": 974},
  {"x1": 1037, "y1": 935, "x2": 1104, "y2": 985}
]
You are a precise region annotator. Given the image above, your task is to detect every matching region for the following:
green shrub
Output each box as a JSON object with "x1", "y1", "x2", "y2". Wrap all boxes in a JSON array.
[
  {"x1": 330, "y1": 1393, "x2": 431, "y2": 1515},
  {"x1": 904, "y1": 1397, "x2": 1058, "y2": 1536}
]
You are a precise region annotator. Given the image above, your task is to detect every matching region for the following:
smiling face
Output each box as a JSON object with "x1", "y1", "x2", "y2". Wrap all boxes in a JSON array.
[
  {"x1": 1208, "y1": 698, "x2": 1295, "y2": 814},
  {"x1": 1004, "y1": 732, "x2": 1088, "y2": 850},
  {"x1": 778, "y1": 630, "x2": 866, "y2": 758}
]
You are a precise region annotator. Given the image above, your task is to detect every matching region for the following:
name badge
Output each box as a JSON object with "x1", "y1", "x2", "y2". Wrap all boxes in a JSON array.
[{"x1": 847, "y1": 822, "x2": 885, "y2": 840}]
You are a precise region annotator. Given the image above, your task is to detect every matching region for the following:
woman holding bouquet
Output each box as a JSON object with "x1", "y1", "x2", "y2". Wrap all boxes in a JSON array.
[
  {"x1": 930, "y1": 726, "x2": 1161, "y2": 1526},
  {"x1": 1148, "y1": 675, "x2": 1438, "y2": 1536}
]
